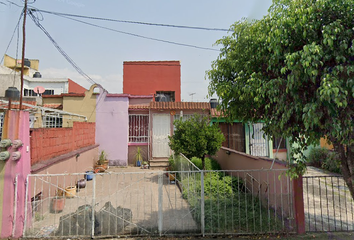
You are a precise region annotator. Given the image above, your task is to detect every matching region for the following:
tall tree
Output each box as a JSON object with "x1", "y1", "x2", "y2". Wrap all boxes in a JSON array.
[
  {"x1": 169, "y1": 114, "x2": 224, "y2": 170},
  {"x1": 207, "y1": 0, "x2": 354, "y2": 198}
]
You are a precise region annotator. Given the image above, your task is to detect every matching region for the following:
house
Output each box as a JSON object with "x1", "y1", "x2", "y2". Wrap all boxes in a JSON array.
[
  {"x1": 210, "y1": 108, "x2": 285, "y2": 160},
  {"x1": 123, "y1": 61, "x2": 181, "y2": 102}
]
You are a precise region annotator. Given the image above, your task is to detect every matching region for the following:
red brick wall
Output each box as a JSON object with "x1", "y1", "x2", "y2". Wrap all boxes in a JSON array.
[
  {"x1": 123, "y1": 61, "x2": 181, "y2": 102},
  {"x1": 30, "y1": 122, "x2": 96, "y2": 165}
]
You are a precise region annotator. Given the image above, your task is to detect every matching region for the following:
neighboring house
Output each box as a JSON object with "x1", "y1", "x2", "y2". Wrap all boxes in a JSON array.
[
  {"x1": 123, "y1": 61, "x2": 181, "y2": 102},
  {"x1": 210, "y1": 108, "x2": 276, "y2": 159}
]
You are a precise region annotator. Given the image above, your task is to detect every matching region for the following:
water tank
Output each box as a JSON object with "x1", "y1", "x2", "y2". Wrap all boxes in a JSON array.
[
  {"x1": 210, "y1": 99, "x2": 218, "y2": 109},
  {"x1": 24, "y1": 58, "x2": 31, "y2": 67},
  {"x1": 5, "y1": 87, "x2": 20, "y2": 100},
  {"x1": 33, "y1": 72, "x2": 42, "y2": 78}
]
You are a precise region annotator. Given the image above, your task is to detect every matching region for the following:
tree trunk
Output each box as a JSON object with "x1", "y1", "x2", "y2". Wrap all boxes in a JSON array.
[
  {"x1": 332, "y1": 142, "x2": 354, "y2": 200},
  {"x1": 202, "y1": 155, "x2": 205, "y2": 170}
]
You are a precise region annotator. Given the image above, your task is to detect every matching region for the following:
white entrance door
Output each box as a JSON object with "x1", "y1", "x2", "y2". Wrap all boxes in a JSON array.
[{"x1": 152, "y1": 114, "x2": 171, "y2": 158}]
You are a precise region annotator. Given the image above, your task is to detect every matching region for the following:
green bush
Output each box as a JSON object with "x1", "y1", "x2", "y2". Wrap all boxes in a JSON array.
[
  {"x1": 190, "y1": 157, "x2": 221, "y2": 170},
  {"x1": 307, "y1": 147, "x2": 341, "y2": 173},
  {"x1": 307, "y1": 147, "x2": 328, "y2": 168}
]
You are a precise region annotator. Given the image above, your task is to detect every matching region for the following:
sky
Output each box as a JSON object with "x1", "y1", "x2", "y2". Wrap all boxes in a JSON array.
[{"x1": 0, "y1": 0, "x2": 272, "y2": 102}]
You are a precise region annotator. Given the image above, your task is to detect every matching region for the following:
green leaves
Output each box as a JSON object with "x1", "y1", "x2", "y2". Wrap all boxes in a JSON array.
[
  {"x1": 168, "y1": 114, "x2": 225, "y2": 163},
  {"x1": 207, "y1": 0, "x2": 354, "y2": 178}
]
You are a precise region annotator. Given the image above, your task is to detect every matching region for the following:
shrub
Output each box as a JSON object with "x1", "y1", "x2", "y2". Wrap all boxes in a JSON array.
[
  {"x1": 307, "y1": 147, "x2": 341, "y2": 174},
  {"x1": 307, "y1": 147, "x2": 328, "y2": 168}
]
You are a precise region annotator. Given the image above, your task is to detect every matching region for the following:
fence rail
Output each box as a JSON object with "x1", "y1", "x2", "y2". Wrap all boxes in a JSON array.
[
  {"x1": 23, "y1": 165, "x2": 294, "y2": 238},
  {"x1": 303, "y1": 175, "x2": 354, "y2": 232}
]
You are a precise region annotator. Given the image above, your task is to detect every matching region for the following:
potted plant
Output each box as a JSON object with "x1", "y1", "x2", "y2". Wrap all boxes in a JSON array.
[
  {"x1": 167, "y1": 157, "x2": 176, "y2": 181},
  {"x1": 142, "y1": 161, "x2": 149, "y2": 169},
  {"x1": 65, "y1": 186, "x2": 77, "y2": 198},
  {"x1": 95, "y1": 150, "x2": 109, "y2": 172},
  {"x1": 135, "y1": 147, "x2": 143, "y2": 167},
  {"x1": 51, "y1": 186, "x2": 65, "y2": 213}
]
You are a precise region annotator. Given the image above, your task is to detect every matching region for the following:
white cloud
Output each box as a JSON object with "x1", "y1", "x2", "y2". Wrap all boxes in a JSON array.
[{"x1": 39, "y1": 67, "x2": 123, "y2": 93}]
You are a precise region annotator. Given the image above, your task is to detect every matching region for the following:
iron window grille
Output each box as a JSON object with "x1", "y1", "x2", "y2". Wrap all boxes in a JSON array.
[{"x1": 129, "y1": 114, "x2": 149, "y2": 143}]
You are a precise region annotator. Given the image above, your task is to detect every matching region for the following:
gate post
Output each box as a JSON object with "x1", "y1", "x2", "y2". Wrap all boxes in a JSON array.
[
  {"x1": 200, "y1": 170, "x2": 205, "y2": 236},
  {"x1": 158, "y1": 172, "x2": 163, "y2": 236},
  {"x1": 91, "y1": 175, "x2": 96, "y2": 237},
  {"x1": 293, "y1": 175, "x2": 305, "y2": 234}
]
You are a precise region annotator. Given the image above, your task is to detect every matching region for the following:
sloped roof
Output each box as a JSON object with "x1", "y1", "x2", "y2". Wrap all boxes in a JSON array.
[
  {"x1": 68, "y1": 79, "x2": 87, "y2": 94},
  {"x1": 150, "y1": 102, "x2": 210, "y2": 110}
]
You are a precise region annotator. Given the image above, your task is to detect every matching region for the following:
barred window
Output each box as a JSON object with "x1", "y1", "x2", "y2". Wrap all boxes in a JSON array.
[
  {"x1": 43, "y1": 115, "x2": 63, "y2": 128},
  {"x1": 129, "y1": 114, "x2": 149, "y2": 143}
]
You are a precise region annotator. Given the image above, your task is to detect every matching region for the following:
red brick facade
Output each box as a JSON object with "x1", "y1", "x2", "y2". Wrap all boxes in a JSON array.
[{"x1": 30, "y1": 122, "x2": 95, "y2": 165}]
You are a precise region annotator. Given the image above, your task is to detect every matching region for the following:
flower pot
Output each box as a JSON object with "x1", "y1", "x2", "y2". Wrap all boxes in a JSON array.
[
  {"x1": 136, "y1": 160, "x2": 141, "y2": 167},
  {"x1": 76, "y1": 179, "x2": 86, "y2": 189},
  {"x1": 65, "y1": 186, "x2": 76, "y2": 198},
  {"x1": 51, "y1": 197, "x2": 65, "y2": 213},
  {"x1": 94, "y1": 163, "x2": 108, "y2": 173},
  {"x1": 169, "y1": 173, "x2": 176, "y2": 182},
  {"x1": 85, "y1": 171, "x2": 94, "y2": 181}
]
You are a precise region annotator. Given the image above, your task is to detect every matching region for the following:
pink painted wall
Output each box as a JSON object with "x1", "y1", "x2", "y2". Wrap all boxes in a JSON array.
[
  {"x1": 213, "y1": 147, "x2": 295, "y2": 230},
  {"x1": 0, "y1": 110, "x2": 31, "y2": 238},
  {"x1": 96, "y1": 89, "x2": 129, "y2": 166}
]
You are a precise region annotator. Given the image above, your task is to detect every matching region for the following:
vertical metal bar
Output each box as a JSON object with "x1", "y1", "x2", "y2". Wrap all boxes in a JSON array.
[
  {"x1": 91, "y1": 174, "x2": 96, "y2": 237},
  {"x1": 245, "y1": 172, "x2": 248, "y2": 232},
  {"x1": 158, "y1": 172, "x2": 163, "y2": 236},
  {"x1": 305, "y1": 177, "x2": 310, "y2": 231},
  {"x1": 344, "y1": 176, "x2": 349, "y2": 231},
  {"x1": 325, "y1": 177, "x2": 330, "y2": 231},
  {"x1": 338, "y1": 177, "x2": 343, "y2": 230},
  {"x1": 267, "y1": 171, "x2": 270, "y2": 232},
  {"x1": 258, "y1": 171, "x2": 262, "y2": 233},
  {"x1": 273, "y1": 171, "x2": 277, "y2": 232},
  {"x1": 312, "y1": 177, "x2": 317, "y2": 231},
  {"x1": 251, "y1": 174, "x2": 255, "y2": 232},
  {"x1": 12, "y1": 175, "x2": 18, "y2": 237},
  {"x1": 201, "y1": 170, "x2": 205, "y2": 236},
  {"x1": 23, "y1": 175, "x2": 29, "y2": 237},
  {"x1": 280, "y1": 174, "x2": 284, "y2": 229},
  {"x1": 331, "y1": 177, "x2": 336, "y2": 231},
  {"x1": 318, "y1": 177, "x2": 323, "y2": 231}
]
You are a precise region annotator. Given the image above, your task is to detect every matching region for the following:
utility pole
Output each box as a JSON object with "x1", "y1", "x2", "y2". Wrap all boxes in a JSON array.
[{"x1": 19, "y1": 0, "x2": 27, "y2": 110}]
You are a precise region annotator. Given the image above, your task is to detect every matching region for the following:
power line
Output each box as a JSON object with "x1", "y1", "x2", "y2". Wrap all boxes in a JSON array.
[
  {"x1": 33, "y1": 10, "x2": 220, "y2": 52},
  {"x1": 0, "y1": 9, "x2": 24, "y2": 64},
  {"x1": 28, "y1": 10, "x2": 98, "y2": 87},
  {"x1": 32, "y1": 8, "x2": 230, "y2": 32}
]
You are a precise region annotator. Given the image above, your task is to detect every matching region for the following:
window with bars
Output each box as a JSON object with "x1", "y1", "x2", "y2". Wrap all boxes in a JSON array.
[
  {"x1": 219, "y1": 122, "x2": 246, "y2": 153},
  {"x1": 0, "y1": 112, "x2": 4, "y2": 140},
  {"x1": 43, "y1": 115, "x2": 63, "y2": 128},
  {"x1": 129, "y1": 114, "x2": 149, "y2": 143},
  {"x1": 273, "y1": 137, "x2": 286, "y2": 150}
]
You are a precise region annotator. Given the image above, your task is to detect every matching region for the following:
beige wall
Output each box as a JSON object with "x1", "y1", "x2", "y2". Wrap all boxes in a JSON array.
[
  {"x1": 213, "y1": 147, "x2": 293, "y2": 220},
  {"x1": 62, "y1": 85, "x2": 97, "y2": 122},
  {"x1": 30, "y1": 146, "x2": 99, "y2": 199}
]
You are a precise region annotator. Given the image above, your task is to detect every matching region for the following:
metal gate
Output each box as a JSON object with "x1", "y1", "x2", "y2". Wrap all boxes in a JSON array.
[
  {"x1": 303, "y1": 175, "x2": 354, "y2": 232},
  {"x1": 249, "y1": 123, "x2": 269, "y2": 157},
  {"x1": 23, "y1": 167, "x2": 295, "y2": 237},
  {"x1": 23, "y1": 170, "x2": 200, "y2": 238}
]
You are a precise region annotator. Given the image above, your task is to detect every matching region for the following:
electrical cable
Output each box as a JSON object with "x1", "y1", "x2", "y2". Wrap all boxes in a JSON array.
[
  {"x1": 38, "y1": 11, "x2": 220, "y2": 52},
  {"x1": 32, "y1": 8, "x2": 230, "y2": 32},
  {"x1": 28, "y1": 10, "x2": 98, "y2": 87},
  {"x1": 0, "y1": 9, "x2": 24, "y2": 64}
]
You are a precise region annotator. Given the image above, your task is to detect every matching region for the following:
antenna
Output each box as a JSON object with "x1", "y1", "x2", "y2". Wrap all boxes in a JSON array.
[{"x1": 189, "y1": 92, "x2": 196, "y2": 102}]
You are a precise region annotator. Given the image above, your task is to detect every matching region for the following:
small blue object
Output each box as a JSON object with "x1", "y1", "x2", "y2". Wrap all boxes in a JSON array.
[
  {"x1": 85, "y1": 171, "x2": 94, "y2": 181},
  {"x1": 136, "y1": 160, "x2": 141, "y2": 167}
]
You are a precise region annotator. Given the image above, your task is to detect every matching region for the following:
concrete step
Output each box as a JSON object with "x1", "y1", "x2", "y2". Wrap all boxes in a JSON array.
[{"x1": 149, "y1": 159, "x2": 169, "y2": 170}]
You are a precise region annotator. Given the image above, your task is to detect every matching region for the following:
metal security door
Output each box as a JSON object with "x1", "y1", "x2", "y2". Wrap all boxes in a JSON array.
[
  {"x1": 249, "y1": 123, "x2": 269, "y2": 157},
  {"x1": 152, "y1": 114, "x2": 170, "y2": 158}
]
